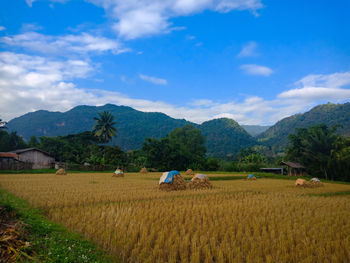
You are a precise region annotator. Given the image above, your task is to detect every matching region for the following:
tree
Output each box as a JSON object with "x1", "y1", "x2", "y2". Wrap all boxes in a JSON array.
[
  {"x1": 142, "y1": 125, "x2": 206, "y2": 171},
  {"x1": 286, "y1": 124, "x2": 339, "y2": 179},
  {"x1": 92, "y1": 111, "x2": 117, "y2": 144}
]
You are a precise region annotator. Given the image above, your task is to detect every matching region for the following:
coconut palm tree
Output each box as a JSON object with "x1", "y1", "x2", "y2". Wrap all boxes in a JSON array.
[{"x1": 92, "y1": 111, "x2": 117, "y2": 144}]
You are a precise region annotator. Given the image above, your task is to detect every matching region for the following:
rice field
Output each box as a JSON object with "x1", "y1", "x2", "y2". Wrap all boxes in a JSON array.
[{"x1": 0, "y1": 172, "x2": 350, "y2": 263}]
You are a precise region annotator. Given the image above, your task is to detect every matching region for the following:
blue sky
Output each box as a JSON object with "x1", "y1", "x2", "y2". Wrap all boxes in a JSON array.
[{"x1": 0, "y1": 0, "x2": 349, "y2": 125}]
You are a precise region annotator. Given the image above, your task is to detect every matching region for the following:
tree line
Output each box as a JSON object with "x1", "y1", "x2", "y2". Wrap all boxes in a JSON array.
[{"x1": 1, "y1": 113, "x2": 350, "y2": 181}]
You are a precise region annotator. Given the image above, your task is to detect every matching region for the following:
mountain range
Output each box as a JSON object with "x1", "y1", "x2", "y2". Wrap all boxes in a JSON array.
[{"x1": 6, "y1": 102, "x2": 350, "y2": 157}]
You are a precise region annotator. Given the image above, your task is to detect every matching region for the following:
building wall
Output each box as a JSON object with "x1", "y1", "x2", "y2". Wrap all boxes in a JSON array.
[{"x1": 18, "y1": 150, "x2": 55, "y2": 169}]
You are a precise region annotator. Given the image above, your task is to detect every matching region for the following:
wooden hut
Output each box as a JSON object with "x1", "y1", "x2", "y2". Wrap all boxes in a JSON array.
[{"x1": 280, "y1": 161, "x2": 305, "y2": 176}]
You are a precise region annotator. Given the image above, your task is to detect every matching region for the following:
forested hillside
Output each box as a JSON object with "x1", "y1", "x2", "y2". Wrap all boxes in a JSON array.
[
  {"x1": 200, "y1": 118, "x2": 256, "y2": 158},
  {"x1": 7, "y1": 104, "x2": 256, "y2": 157},
  {"x1": 258, "y1": 103, "x2": 350, "y2": 152}
]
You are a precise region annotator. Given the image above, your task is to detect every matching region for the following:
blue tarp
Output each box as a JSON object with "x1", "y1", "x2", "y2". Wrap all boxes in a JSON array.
[
  {"x1": 248, "y1": 174, "x2": 255, "y2": 178},
  {"x1": 163, "y1": 170, "x2": 180, "y2": 183}
]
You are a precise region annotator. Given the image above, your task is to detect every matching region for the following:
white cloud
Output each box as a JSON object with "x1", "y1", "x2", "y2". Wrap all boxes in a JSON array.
[
  {"x1": 240, "y1": 64, "x2": 273, "y2": 76},
  {"x1": 1, "y1": 31, "x2": 129, "y2": 55},
  {"x1": 1, "y1": 51, "x2": 349, "y2": 126},
  {"x1": 25, "y1": 0, "x2": 35, "y2": 7},
  {"x1": 237, "y1": 41, "x2": 258, "y2": 57},
  {"x1": 0, "y1": 26, "x2": 5, "y2": 31},
  {"x1": 139, "y1": 74, "x2": 167, "y2": 85},
  {"x1": 87, "y1": 0, "x2": 263, "y2": 39}
]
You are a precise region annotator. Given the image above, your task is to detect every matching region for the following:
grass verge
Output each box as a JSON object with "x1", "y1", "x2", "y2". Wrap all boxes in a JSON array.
[
  {"x1": 0, "y1": 186, "x2": 114, "y2": 263},
  {"x1": 308, "y1": 190, "x2": 350, "y2": 197}
]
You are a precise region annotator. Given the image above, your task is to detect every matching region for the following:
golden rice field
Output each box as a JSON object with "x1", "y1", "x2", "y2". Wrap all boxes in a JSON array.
[{"x1": 0, "y1": 172, "x2": 350, "y2": 263}]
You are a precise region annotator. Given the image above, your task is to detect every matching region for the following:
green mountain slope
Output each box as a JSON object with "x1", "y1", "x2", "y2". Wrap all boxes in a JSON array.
[
  {"x1": 200, "y1": 118, "x2": 257, "y2": 158},
  {"x1": 258, "y1": 102, "x2": 350, "y2": 152},
  {"x1": 7, "y1": 104, "x2": 256, "y2": 157},
  {"x1": 242, "y1": 125, "x2": 271, "y2": 136},
  {"x1": 7, "y1": 104, "x2": 191, "y2": 151}
]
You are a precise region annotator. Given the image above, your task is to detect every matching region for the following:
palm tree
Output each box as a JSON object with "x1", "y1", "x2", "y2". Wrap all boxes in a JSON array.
[{"x1": 92, "y1": 111, "x2": 117, "y2": 144}]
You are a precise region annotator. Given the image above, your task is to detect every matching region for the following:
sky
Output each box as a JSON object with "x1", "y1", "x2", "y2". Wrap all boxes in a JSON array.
[{"x1": 0, "y1": 0, "x2": 349, "y2": 125}]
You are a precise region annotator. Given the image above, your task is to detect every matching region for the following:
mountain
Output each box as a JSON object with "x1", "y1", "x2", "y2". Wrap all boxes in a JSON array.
[
  {"x1": 200, "y1": 118, "x2": 257, "y2": 157},
  {"x1": 258, "y1": 102, "x2": 350, "y2": 152},
  {"x1": 7, "y1": 104, "x2": 256, "y2": 157},
  {"x1": 242, "y1": 125, "x2": 271, "y2": 136},
  {"x1": 7, "y1": 104, "x2": 191, "y2": 151}
]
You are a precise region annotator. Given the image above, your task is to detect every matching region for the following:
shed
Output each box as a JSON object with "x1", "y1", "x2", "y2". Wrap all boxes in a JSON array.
[
  {"x1": 0, "y1": 152, "x2": 31, "y2": 170},
  {"x1": 12, "y1": 148, "x2": 55, "y2": 169},
  {"x1": 280, "y1": 161, "x2": 305, "y2": 176}
]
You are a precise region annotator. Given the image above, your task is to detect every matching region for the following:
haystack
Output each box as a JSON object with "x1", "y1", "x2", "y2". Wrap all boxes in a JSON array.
[
  {"x1": 185, "y1": 169, "x2": 194, "y2": 175},
  {"x1": 295, "y1": 179, "x2": 307, "y2": 186},
  {"x1": 247, "y1": 174, "x2": 256, "y2": 180},
  {"x1": 140, "y1": 167, "x2": 148, "y2": 173},
  {"x1": 55, "y1": 168, "x2": 66, "y2": 175},
  {"x1": 112, "y1": 169, "x2": 124, "y2": 177},
  {"x1": 159, "y1": 171, "x2": 186, "y2": 191},
  {"x1": 189, "y1": 174, "x2": 212, "y2": 190}
]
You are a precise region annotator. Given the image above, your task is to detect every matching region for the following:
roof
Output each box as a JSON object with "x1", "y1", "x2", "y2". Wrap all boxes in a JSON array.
[
  {"x1": 0, "y1": 152, "x2": 19, "y2": 159},
  {"x1": 12, "y1": 148, "x2": 53, "y2": 157},
  {"x1": 280, "y1": 161, "x2": 305, "y2": 169}
]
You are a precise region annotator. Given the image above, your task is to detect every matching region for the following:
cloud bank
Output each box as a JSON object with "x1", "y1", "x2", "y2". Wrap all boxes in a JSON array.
[{"x1": 1, "y1": 51, "x2": 350, "y2": 125}]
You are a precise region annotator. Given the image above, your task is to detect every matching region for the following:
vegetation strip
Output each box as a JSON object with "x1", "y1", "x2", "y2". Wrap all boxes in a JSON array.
[
  {"x1": 0, "y1": 186, "x2": 114, "y2": 263},
  {"x1": 308, "y1": 190, "x2": 350, "y2": 197}
]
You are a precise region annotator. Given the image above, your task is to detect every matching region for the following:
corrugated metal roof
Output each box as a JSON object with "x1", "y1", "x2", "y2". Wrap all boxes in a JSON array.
[
  {"x1": 280, "y1": 161, "x2": 305, "y2": 169},
  {"x1": 0, "y1": 152, "x2": 19, "y2": 159},
  {"x1": 12, "y1": 148, "x2": 52, "y2": 157}
]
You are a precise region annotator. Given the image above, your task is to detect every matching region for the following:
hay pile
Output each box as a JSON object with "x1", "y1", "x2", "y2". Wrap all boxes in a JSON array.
[
  {"x1": 159, "y1": 174, "x2": 186, "y2": 191},
  {"x1": 55, "y1": 168, "x2": 66, "y2": 175},
  {"x1": 247, "y1": 174, "x2": 256, "y2": 180},
  {"x1": 295, "y1": 178, "x2": 323, "y2": 187},
  {"x1": 112, "y1": 169, "x2": 124, "y2": 177},
  {"x1": 189, "y1": 174, "x2": 212, "y2": 190},
  {"x1": 0, "y1": 206, "x2": 36, "y2": 262},
  {"x1": 185, "y1": 169, "x2": 194, "y2": 175},
  {"x1": 295, "y1": 179, "x2": 306, "y2": 186},
  {"x1": 140, "y1": 167, "x2": 148, "y2": 173}
]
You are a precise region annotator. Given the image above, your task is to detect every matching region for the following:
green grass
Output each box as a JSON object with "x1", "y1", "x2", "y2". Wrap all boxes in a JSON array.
[
  {"x1": 0, "y1": 169, "x2": 115, "y2": 174},
  {"x1": 308, "y1": 190, "x2": 350, "y2": 197},
  {"x1": 0, "y1": 186, "x2": 114, "y2": 263}
]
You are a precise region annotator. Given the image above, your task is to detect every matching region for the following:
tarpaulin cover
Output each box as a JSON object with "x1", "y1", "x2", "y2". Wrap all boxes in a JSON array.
[
  {"x1": 194, "y1": 174, "x2": 207, "y2": 180},
  {"x1": 159, "y1": 170, "x2": 180, "y2": 184},
  {"x1": 310, "y1": 177, "x2": 321, "y2": 182},
  {"x1": 114, "y1": 169, "x2": 122, "y2": 175},
  {"x1": 248, "y1": 174, "x2": 255, "y2": 178}
]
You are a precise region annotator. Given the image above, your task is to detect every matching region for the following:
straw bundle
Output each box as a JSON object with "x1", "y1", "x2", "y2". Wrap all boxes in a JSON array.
[
  {"x1": 140, "y1": 167, "x2": 148, "y2": 173},
  {"x1": 247, "y1": 176, "x2": 256, "y2": 180},
  {"x1": 159, "y1": 174, "x2": 187, "y2": 191},
  {"x1": 189, "y1": 174, "x2": 212, "y2": 190},
  {"x1": 112, "y1": 169, "x2": 124, "y2": 177},
  {"x1": 55, "y1": 168, "x2": 66, "y2": 175},
  {"x1": 295, "y1": 179, "x2": 306, "y2": 186},
  {"x1": 185, "y1": 169, "x2": 194, "y2": 175},
  {"x1": 304, "y1": 180, "x2": 323, "y2": 188}
]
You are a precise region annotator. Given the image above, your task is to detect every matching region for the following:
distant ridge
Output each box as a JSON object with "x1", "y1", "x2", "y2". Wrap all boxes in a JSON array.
[
  {"x1": 7, "y1": 104, "x2": 256, "y2": 157},
  {"x1": 257, "y1": 102, "x2": 350, "y2": 152}
]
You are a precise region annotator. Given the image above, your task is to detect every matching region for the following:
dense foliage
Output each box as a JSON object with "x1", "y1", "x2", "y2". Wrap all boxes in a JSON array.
[
  {"x1": 0, "y1": 130, "x2": 27, "y2": 152},
  {"x1": 286, "y1": 124, "x2": 350, "y2": 181},
  {"x1": 142, "y1": 125, "x2": 206, "y2": 171},
  {"x1": 258, "y1": 102, "x2": 350, "y2": 153},
  {"x1": 200, "y1": 118, "x2": 256, "y2": 158}
]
